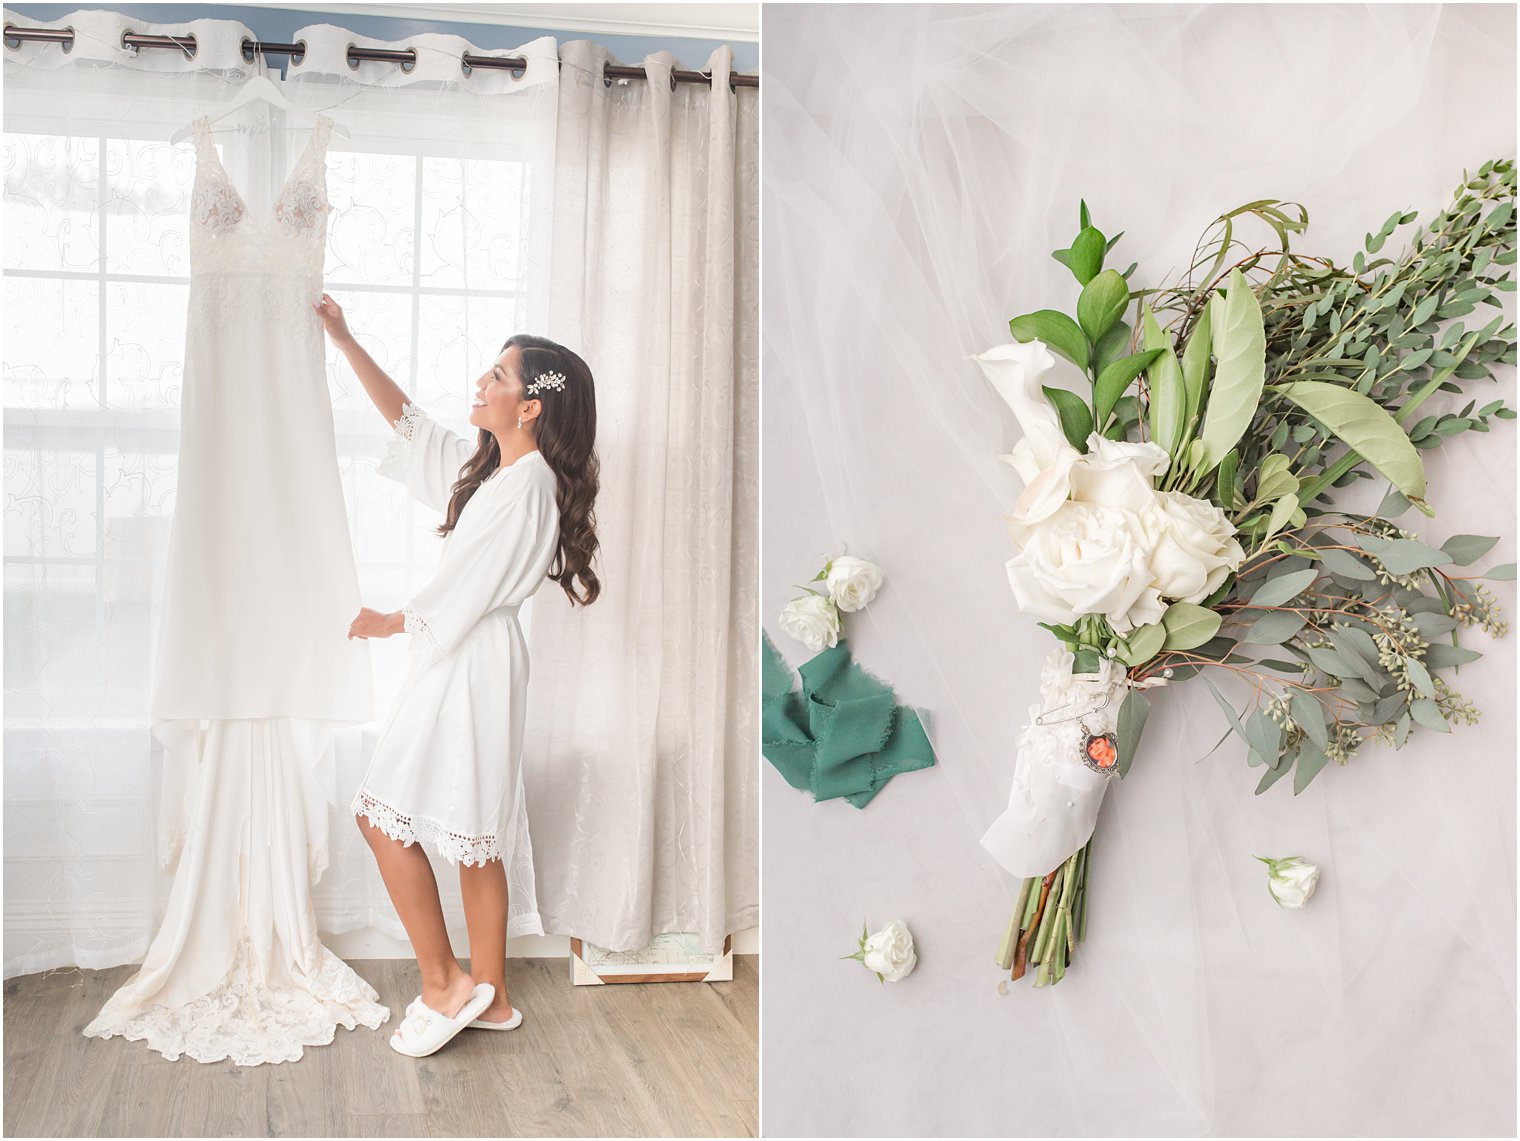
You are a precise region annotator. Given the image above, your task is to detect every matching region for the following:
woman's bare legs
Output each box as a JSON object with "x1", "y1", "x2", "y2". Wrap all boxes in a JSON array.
[
  {"x1": 357, "y1": 816, "x2": 476, "y2": 1017},
  {"x1": 459, "y1": 857, "x2": 515, "y2": 1021}
]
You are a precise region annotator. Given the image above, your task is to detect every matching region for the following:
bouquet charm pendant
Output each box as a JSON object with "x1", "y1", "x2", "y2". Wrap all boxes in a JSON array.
[
  {"x1": 1079, "y1": 723, "x2": 1119, "y2": 775},
  {"x1": 1035, "y1": 693, "x2": 1119, "y2": 776}
]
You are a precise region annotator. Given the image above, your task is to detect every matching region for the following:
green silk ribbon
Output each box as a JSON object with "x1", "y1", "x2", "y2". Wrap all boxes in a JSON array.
[{"x1": 762, "y1": 631, "x2": 936, "y2": 808}]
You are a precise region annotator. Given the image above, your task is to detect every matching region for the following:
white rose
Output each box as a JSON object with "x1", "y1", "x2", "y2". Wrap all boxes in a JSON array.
[
  {"x1": 779, "y1": 594, "x2": 840, "y2": 652},
  {"x1": 1006, "y1": 501, "x2": 1166, "y2": 633},
  {"x1": 824, "y1": 555, "x2": 885, "y2": 613},
  {"x1": 860, "y1": 920, "x2": 917, "y2": 982},
  {"x1": 1140, "y1": 490, "x2": 1246, "y2": 602},
  {"x1": 973, "y1": 341, "x2": 1083, "y2": 528},
  {"x1": 1258, "y1": 855, "x2": 1320, "y2": 909},
  {"x1": 1066, "y1": 432, "x2": 1171, "y2": 514}
]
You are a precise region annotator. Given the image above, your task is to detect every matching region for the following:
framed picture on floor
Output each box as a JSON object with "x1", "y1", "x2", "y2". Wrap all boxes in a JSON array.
[{"x1": 569, "y1": 933, "x2": 734, "y2": 984}]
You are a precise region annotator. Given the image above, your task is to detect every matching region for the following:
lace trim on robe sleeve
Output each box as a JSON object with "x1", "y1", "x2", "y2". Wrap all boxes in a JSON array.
[
  {"x1": 401, "y1": 604, "x2": 444, "y2": 660},
  {"x1": 376, "y1": 401, "x2": 427, "y2": 481}
]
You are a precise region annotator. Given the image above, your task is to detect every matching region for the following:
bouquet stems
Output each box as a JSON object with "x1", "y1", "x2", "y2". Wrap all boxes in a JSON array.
[{"x1": 1000, "y1": 836, "x2": 1093, "y2": 987}]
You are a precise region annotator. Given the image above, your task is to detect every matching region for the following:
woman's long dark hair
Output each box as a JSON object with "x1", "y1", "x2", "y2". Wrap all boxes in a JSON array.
[{"x1": 435, "y1": 334, "x2": 601, "y2": 606}]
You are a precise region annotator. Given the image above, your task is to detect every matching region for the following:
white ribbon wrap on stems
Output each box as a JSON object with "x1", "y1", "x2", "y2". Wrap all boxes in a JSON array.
[{"x1": 980, "y1": 647, "x2": 1157, "y2": 878}]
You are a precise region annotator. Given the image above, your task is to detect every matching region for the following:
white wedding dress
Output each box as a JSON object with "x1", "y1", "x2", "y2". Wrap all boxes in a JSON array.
[{"x1": 83, "y1": 113, "x2": 388, "y2": 1064}]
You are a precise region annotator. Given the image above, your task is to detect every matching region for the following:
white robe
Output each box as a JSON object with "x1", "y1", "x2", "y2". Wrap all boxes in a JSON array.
[{"x1": 351, "y1": 401, "x2": 557, "y2": 938}]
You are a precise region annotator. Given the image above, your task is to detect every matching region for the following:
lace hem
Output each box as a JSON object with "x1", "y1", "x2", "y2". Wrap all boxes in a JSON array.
[
  {"x1": 352, "y1": 788, "x2": 503, "y2": 867},
  {"x1": 82, "y1": 934, "x2": 388, "y2": 1066}
]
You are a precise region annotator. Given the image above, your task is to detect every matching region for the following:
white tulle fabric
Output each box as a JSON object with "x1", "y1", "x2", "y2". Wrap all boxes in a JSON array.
[
  {"x1": 762, "y1": 4, "x2": 1515, "y2": 1136},
  {"x1": 82, "y1": 111, "x2": 387, "y2": 1062}
]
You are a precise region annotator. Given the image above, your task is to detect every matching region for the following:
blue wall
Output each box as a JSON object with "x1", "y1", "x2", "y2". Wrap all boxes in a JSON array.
[{"x1": 5, "y1": 4, "x2": 758, "y2": 71}]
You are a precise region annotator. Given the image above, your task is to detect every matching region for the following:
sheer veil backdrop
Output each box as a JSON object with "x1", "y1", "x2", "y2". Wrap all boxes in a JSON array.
[
  {"x1": 3, "y1": 4, "x2": 756, "y2": 1000},
  {"x1": 762, "y1": 4, "x2": 1514, "y2": 1135}
]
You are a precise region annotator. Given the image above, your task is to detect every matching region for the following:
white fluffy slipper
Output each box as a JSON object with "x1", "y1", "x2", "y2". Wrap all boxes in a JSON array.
[
  {"x1": 389, "y1": 982, "x2": 494, "y2": 1058},
  {"x1": 407, "y1": 994, "x2": 523, "y2": 1031},
  {"x1": 467, "y1": 1007, "x2": 524, "y2": 1031}
]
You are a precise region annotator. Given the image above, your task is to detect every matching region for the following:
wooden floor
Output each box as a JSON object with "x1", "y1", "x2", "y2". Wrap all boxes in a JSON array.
[{"x1": 3, "y1": 955, "x2": 758, "y2": 1138}]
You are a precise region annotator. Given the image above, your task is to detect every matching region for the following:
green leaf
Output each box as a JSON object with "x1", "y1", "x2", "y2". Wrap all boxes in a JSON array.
[
  {"x1": 1132, "y1": 309, "x2": 1183, "y2": 452},
  {"x1": 1243, "y1": 709, "x2": 1283, "y2": 767},
  {"x1": 1440, "y1": 534, "x2": 1499, "y2": 565},
  {"x1": 1119, "y1": 620, "x2": 1166, "y2": 666},
  {"x1": 1377, "y1": 488, "x2": 1413, "y2": 517},
  {"x1": 1180, "y1": 301, "x2": 1212, "y2": 438},
  {"x1": 1068, "y1": 226, "x2": 1106, "y2": 286},
  {"x1": 1042, "y1": 386, "x2": 1094, "y2": 451},
  {"x1": 1196, "y1": 269, "x2": 1266, "y2": 471},
  {"x1": 1405, "y1": 658, "x2": 1435, "y2": 698},
  {"x1": 1486, "y1": 563, "x2": 1517, "y2": 580},
  {"x1": 1254, "y1": 454, "x2": 1300, "y2": 504},
  {"x1": 1095, "y1": 349, "x2": 1163, "y2": 429},
  {"x1": 1072, "y1": 647, "x2": 1101, "y2": 674},
  {"x1": 1242, "y1": 611, "x2": 1306, "y2": 644},
  {"x1": 1161, "y1": 602, "x2": 1222, "y2": 650},
  {"x1": 1289, "y1": 689, "x2": 1330, "y2": 750},
  {"x1": 1424, "y1": 643, "x2": 1481, "y2": 669},
  {"x1": 1260, "y1": 494, "x2": 1301, "y2": 547},
  {"x1": 1409, "y1": 697, "x2": 1449, "y2": 733},
  {"x1": 1319, "y1": 546, "x2": 1376, "y2": 581},
  {"x1": 1278, "y1": 380, "x2": 1427, "y2": 500},
  {"x1": 1010, "y1": 310, "x2": 1090, "y2": 371},
  {"x1": 1076, "y1": 269, "x2": 1130, "y2": 345},
  {"x1": 1378, "y1": 538, "x2": 1451, "y2": 575},
  {"x1": 1092, "y1": 321, "x2": 1133, "y2": 377},
  {"x1": 1202, "y1": 676, "x2": 1249, "y2": 743},
  {"x1": 1292, "y1": 744, "x2": 1331, "y2": 794},
  {"x1": 1216, "y1": 450, "x2": 1242, "y2": 511},
  {"x1": 1256, "y1": 749, "x2": 1296, "y2": 794},
  {"x1": 1248, "y1": 568, "x2": 1319, "y2": 608},
  {"x1": 1116, "y1": 690, "x2": 1149, "y2": 778}
]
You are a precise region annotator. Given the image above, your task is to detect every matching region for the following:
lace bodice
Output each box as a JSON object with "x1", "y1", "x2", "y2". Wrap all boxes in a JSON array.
[{"x1": 189, "y1": 113, "x2": 332, "y2": 278}]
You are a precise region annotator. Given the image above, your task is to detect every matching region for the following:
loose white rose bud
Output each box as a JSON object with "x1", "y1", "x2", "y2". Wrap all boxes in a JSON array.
[
  {"x1": 779, "y1": 593, "x2": 841, "y2": 653},
  {"x1": 824, "y1": 555, "x2": 885, "y2": 613},
  {"x1": 1256, "y1": 855, "x2": 1320, "y2": 909},
  {"x1": 854, "y1": 919, "x2": 917, "y2": 983}
]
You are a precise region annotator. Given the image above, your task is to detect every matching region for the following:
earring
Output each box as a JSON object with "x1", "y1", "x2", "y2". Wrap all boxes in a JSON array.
[{"x1": 517, "y1": 417, "x2": 523, "y2": 430}]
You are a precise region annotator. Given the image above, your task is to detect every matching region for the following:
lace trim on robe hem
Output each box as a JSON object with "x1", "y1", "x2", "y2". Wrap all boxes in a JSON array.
[
  {"x1": 401, "y1": 605, "x2": 444, "y2": 660},
  {"x1": 352, "y1": 788, "x2": 503, "y2": 867},
  {"x1": 375, "y1": 401, "x2": 426, "y2": 481}
]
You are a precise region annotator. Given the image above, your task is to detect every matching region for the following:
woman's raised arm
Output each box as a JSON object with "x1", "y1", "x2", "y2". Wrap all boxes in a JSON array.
[{"x1": 315, "y1": 292, "x2": 409, "y2": 428}]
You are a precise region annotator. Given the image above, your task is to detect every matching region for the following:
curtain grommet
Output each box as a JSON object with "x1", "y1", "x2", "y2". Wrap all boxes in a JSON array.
[
  {"x1": 345, "y1": 42, "x2": 360, "y2": 71},
  {"x1": 602, "y1": 61, "x2": 612, "y2": 89},
  {"x1": 120, "y1": 27, "x2": 139, "y2": 54},
  {"x1": 669, "y1": 69, "x2": 678, "y2": 93},
  {"x1": 399, "y1": 47, "x2": 416, "y2": 74},
  {"x1": 240, "y1": 35, "x2": 256, "y2": 64},
  {"x1": 289, "y1": 38, "x2": 306, "y2": 67}
]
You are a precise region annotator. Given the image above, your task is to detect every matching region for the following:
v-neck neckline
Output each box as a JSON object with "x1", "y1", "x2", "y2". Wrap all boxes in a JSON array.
[{"x1": 194, "y1": 113, "x2": 331, "y2": 219}]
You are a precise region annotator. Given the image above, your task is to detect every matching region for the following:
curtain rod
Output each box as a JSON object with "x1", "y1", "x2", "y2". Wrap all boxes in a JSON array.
[{"x1": 2, "y1": 25, "x2": 759, "y2": 89}]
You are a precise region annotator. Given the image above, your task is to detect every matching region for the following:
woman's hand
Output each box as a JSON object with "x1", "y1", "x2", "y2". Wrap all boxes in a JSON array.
[
  {"x1": 349, "y1": 607, "x2": 402, "y2": 640},
  {"x1": 314, "y1": 292, "x2": 354, "y2": 347}
]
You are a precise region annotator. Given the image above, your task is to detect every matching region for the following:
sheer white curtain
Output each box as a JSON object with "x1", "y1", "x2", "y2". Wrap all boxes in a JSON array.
[
  {"x1": 3, "y1": 6, "x2": 754, "y2": 976},
  {"x1": 762, "y1": 3, "x2": 1514, "y2": 1136},
  {"x1": 524, "y1": 41, "x2": 759, "y2": 953}
]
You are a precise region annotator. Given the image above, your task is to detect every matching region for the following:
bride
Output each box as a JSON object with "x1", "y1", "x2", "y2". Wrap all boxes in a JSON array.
[{"x1": 315, "y1": 293, "x2": 601, "y2": 1058}]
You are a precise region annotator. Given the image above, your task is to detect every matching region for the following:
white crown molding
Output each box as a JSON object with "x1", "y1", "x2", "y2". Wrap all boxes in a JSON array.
[{"x1": 241, "y1": 2, "x2": 759, "y2": 43}]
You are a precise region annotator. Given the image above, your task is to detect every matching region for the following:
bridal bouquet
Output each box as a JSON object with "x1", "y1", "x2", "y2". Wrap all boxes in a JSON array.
[{"x1": 975, "y1": 160, "x2": 1516, "y2": 987}]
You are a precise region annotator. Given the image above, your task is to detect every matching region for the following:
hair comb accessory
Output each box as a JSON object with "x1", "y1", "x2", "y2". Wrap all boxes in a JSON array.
[{"x1": 525, "y1": 369, "x2": 567, "y2": 395}]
